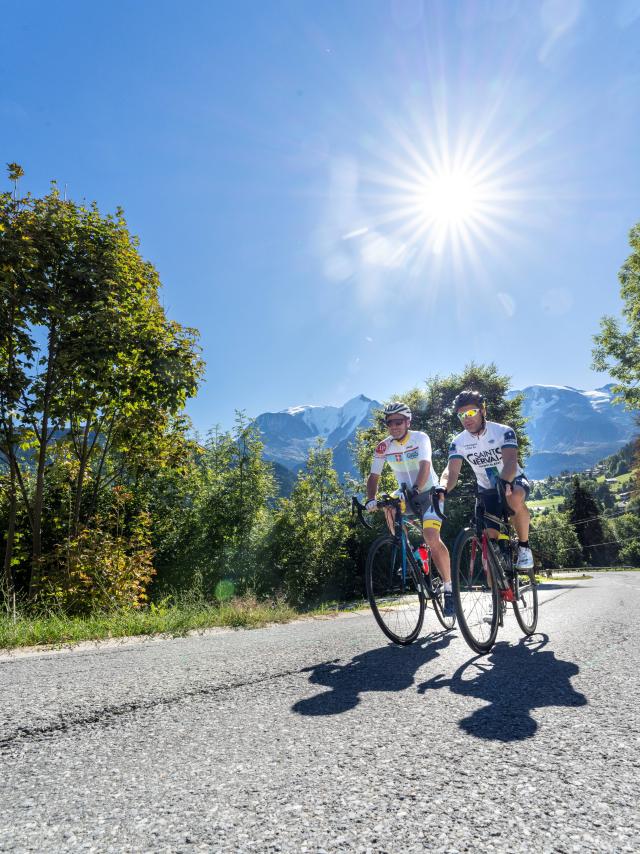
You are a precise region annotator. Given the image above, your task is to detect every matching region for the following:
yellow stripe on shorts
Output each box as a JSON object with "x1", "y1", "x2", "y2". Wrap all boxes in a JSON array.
[{"x1": 423, "y1": 519, "x2": 441, "y2": 530}]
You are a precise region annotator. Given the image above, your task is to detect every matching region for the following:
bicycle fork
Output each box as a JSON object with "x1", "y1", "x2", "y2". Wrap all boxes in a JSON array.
[{"x1": 481, "y1": 536, "x2": 512, "y2": 626}]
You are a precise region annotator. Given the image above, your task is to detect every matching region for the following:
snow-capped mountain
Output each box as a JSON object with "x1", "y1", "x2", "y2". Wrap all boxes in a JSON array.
[
  {"x1": 255, "y1": 394, "x2": 380, "y2": 478},
  {"x1": 508, "y1": 384, "x2": 637, "y2": 478}
]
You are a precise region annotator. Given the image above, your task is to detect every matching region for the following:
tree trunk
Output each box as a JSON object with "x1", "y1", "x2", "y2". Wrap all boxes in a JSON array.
[
  {"x1": 71, "y1": 420, "x2": 91, "y2": 538},
  {"x1": 29, "y1": 324, "x2": 57, "y2": 600},
  {"x1": 2, "y1": 461, "x2": 17, "y2": 606}
]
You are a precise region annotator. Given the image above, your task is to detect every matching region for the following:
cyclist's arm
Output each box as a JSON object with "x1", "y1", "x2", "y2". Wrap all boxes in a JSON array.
[
  {"x1": 366, "y1": 472, "x2": 380, "y2": 502},
  {"x1": 414, "y1": 459, "x2": 430, "y2": 492},
  {"x1": 440, "y1": 457, "x2": 462, "y2": 492},
  {"x1": 500, "y1": 446, "x2": 519, "y2": 483}
]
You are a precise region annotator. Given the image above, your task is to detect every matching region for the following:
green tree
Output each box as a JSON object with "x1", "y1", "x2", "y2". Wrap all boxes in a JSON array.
[
  {"x1": 529, "y1": 511, "x2": 583, "y2": 569},
  {"x1": 612, "y1": 501, "x2": 640, "y2": 566},
  {"x1": 593, "y1": 222, "x2": 640, "y2": 409},
  {"x1": 0, "y1": 166, "x2": 203, "y2": 603},
  {"x1": 594, "y1": 480, "x2": 615, "y2": 510},
  {"x1": 563, "y1": 476, "x2": 610, "y2": 565},
  {"x1": 150, "y1": 414, "x2": 276, "y2": 599},
  {"x1": 268, "y1": 442, "x2": 351, "y2": 604}
]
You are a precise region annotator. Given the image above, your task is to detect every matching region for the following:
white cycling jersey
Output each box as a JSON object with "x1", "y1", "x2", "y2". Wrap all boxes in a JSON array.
[
  {"x1": 370, "y1": 430, "x2": 439, "y2": 492},
  {"x1": 448, "y1": 421, "x2": 522, "y2": 491}
]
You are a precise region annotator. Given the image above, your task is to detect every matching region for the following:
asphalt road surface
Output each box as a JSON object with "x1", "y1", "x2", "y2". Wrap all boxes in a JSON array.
[{"x1": 1, "y1": 572, "x2": 639, "y2": 853}]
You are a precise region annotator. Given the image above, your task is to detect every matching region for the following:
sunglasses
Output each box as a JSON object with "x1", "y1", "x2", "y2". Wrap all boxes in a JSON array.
[
  {"x1": 457, "y1": 408, "x2": 481, "y2": 421},
  {"x1": 385, "y1": 418, "x2": 406, "y2": 427}
]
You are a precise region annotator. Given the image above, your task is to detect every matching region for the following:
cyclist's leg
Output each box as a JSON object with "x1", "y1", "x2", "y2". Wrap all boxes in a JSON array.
[
  {"x1": 505, "y1": 482, "x2": 530, "y2": 542},
  {"x1": 422, "y1": 513, "x2": 454, "y2": 619},
  {"x1": 422, "y1": 518, "x2": 450, "y2": 583},
  {"x1": 382, "y1": 505, "x2": 395, "y2": 535},
  {"x1": 505, "y1": 476, "x2": 533, "y2": 567}
]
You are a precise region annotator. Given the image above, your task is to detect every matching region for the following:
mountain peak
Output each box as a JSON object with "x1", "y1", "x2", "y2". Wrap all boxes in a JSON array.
[{"x1": 256, "y1": 394, "x2": 381, "y2": 475}]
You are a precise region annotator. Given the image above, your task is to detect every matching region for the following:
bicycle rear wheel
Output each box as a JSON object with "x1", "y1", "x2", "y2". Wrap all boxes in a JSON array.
[
  {"x1": 366, "y1": 534, "x2": 425, "y2": 645},
  {"x1": 452, "y1": 528, "x2": 499, "y2": 654},
  {"x1": 428, "y1": 569, "x2": 456, "y2": 631},
  {"x1": 512, "y1": 566, "x2": 538, "y2": 635}
]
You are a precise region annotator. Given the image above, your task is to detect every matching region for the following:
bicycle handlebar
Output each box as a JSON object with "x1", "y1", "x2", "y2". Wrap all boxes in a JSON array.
[{"x1": 351, "y1": 484, "x2": 447, "y2": 528}]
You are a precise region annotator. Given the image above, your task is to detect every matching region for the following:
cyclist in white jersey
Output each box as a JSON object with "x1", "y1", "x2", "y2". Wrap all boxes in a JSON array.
[
  {"x1": 365, "y1": 401, "x2": 454, "y2": 617},
  {"x1": 440, "y1": 389, "x2": 534, "y2": 569}
]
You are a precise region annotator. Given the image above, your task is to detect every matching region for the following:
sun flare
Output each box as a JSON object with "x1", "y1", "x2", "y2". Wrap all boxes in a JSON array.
[
  {"x1": 418, "y1": 170, "x2": 480, "y2": 225},
  {"x1": 352, "y1": 123, "x2": 527, "y2": 272}
]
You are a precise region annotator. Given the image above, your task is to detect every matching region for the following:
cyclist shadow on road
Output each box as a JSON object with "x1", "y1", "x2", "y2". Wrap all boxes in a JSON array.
[
  {"x1": 417, "y1": 634, "x2": 587, "y2": 742},
  {"x1": 292, "y1": 631, "x2": 455, "y2": 717}
]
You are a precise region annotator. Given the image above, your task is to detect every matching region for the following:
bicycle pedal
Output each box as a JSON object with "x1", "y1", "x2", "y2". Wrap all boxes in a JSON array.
[{"x1": 500, "y1": 588, "x2": 515, "y2": 602}]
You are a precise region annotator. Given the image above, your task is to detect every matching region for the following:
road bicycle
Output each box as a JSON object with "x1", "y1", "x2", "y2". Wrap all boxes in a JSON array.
[
  {"x1": 451, "y1": 479, "x2": 538, "y2": 654},
  {"x1": 352, "y1": 485, "x2": 455, "y2": 645}
]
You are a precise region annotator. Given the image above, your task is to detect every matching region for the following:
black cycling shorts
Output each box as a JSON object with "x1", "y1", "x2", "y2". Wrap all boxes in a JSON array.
[{"x1": 476, "y1": 475, "x2": 530, "y2": 527}]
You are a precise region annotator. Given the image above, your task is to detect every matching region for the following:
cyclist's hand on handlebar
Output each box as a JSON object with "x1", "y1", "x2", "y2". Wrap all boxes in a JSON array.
[
  {"x1": 499, "y1": 478, "x2": 513, "y2": 496},
  {"x1": 433, "y1": 486, "x2": 447, "y2": 500},
  {"x1": 365, "y1": 498, "x2": 377, "y2": 513}
]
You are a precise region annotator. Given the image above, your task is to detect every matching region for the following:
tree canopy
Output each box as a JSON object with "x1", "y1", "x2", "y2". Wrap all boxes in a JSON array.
[
  {"x1": 593, "y1": 222, "x2": 640, "y2": 409},
  {"x1": 1, "y1": 165, "x2": 204, "y2": 602}
]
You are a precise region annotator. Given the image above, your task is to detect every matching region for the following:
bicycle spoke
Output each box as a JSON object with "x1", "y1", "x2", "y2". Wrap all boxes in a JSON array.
[
  {"x1": 512, "y1": 568, "x2": 538, "y2": 635},
  {"x1": 366, "y1": 535, "x2": 424, "y2": 645},
  {"x1": 452, "y1": 529, "x2": 499, "y2": 654}
]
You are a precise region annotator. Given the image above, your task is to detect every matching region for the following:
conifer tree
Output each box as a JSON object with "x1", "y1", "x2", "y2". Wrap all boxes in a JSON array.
[{"x1": 564, "y1": 476, "x2": 608, "y2": 565}]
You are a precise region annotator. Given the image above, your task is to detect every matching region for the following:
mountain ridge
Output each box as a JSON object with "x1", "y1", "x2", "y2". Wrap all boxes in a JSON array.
[{"x1": 255, "y1": 385, "x2": 638, "y2": 484}]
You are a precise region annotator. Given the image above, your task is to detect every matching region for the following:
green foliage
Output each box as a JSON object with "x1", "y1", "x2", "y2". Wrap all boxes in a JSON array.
[
  {"x1": 562, "y1": 476, "x2": 614, "y2": 565},
  {"x1": 267, "y1": 442, "x2": 352, "y2": 604},
  {"x1": 601, "y1": 439, "x2": 635, "y2": 477},
  {"x1": 612, "y1": 501, "x2": 640, "y2": 565},
  {"x1": 39, "y1": 498, "x2": 156, "y2": 615},
  {"x1": 593, "y1": 222, "x2": 640, "y2": 409},
  {"x1": 529, "y1": 511, "x2": 583, "y2": 568},
  {"x1": 0, "y1": 166, "x2": 203, "y2": 605},
  {"x1": 150, "y1": 413, "x2": 277, "y2": 598}
]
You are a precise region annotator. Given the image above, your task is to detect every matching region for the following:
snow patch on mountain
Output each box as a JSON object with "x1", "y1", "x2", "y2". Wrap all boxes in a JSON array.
[{"x1": 256, "y1": 394, "x2": 380, "y2": 476}]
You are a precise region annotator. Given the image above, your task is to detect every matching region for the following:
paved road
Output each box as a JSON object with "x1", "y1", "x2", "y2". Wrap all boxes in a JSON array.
[{"x1": 1, "y1": 573, "x2": 639, "y2": 853}]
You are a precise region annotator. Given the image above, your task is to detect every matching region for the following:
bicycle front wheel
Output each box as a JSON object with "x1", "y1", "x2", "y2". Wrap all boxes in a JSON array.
[
  {"x1": 452, "y1": 528, "x2": 499, "y2": 654},
  {"x1": 512, "y1": 566, "x2": 538, "y2": 635},
  {"x1": 366, "y1": 534, "x2": 425, "y2": 645}
]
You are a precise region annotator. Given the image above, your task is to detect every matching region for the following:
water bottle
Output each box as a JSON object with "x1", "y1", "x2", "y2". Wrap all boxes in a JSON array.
[{"x1": 413, "y1": 544, "x2": 429, "y2": 574}]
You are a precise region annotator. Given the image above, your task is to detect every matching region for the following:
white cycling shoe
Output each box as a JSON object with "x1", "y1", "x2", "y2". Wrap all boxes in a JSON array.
[{"x1": 515, "y1": 546, "x2": 534, "y2": 569}]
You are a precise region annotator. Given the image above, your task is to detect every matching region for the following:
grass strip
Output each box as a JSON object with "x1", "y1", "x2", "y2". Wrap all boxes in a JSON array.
[{"x1": 0, "y1": 598, "x2": 301, "y2": 651}]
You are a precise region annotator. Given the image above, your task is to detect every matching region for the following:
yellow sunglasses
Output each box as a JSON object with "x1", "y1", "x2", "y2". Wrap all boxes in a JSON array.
[{"x1": 458, "y1": 408, "x2": 481, "y2": 421}]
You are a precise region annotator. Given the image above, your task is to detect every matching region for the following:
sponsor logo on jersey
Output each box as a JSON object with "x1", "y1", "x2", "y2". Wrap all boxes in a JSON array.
[
  {"x1": 466, "y1": 448, "x2": 502, "y2": 467},
  {"x1": 406, "y1": 450, "x2": 419, "y2": 459},
  {"x1": 504, "y1": 429, "x2": 517, "y2": 444},
  {"x1": 375, "y1": 441, "x2": 387, "y2": 455},
  {"x1": 394, "y1": 453, "x2": 403, "y2": 462},
  {"x1": 488, "y1": 439, "x2": 495, "y2": 444}
]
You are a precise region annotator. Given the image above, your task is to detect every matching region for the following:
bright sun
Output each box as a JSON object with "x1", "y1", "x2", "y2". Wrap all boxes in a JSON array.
[
  {"x1": 355, "y1": 128, "x2": 521, "y2": 269},
  {"x1": 418, "y1": 170, "x2": 481, "y2": 226}
]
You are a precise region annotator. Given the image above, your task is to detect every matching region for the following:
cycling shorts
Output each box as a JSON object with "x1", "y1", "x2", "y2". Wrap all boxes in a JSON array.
[
  {"x1": 392, "y1": 489, "x2": 442, "y2": 530},
  {"x1": 476, "y1": 475, "x2": 530, "y2": 527}
]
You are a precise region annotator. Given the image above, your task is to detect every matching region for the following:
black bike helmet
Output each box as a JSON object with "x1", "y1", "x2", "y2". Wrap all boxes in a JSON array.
[{"x1": 452, "y1": 389, "x2": 486, "y2": 412}]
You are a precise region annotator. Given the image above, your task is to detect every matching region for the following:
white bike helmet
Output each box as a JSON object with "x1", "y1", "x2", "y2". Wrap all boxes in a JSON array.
[{"x1": 383, "y1": 401, "x2": 412, "y2": 420}]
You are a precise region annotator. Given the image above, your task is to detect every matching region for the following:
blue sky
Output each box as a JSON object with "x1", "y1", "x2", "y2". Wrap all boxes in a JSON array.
[{"x1": 3, "y1": 0, "x2": 640, "y2": 432}]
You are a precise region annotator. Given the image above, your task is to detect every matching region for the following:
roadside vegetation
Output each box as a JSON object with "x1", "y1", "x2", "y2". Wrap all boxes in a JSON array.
[{"x1": 1, "y1": 167, "x2": 639, "y2": 648}]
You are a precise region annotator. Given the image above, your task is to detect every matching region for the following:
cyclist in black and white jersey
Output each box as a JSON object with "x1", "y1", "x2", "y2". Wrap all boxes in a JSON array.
[
  {"x1": 365, "y1": 401, "x2": 455, "y2": 617},
  {"x1": 440, "y1": 390, "x2": 534, "y2": 569}
]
